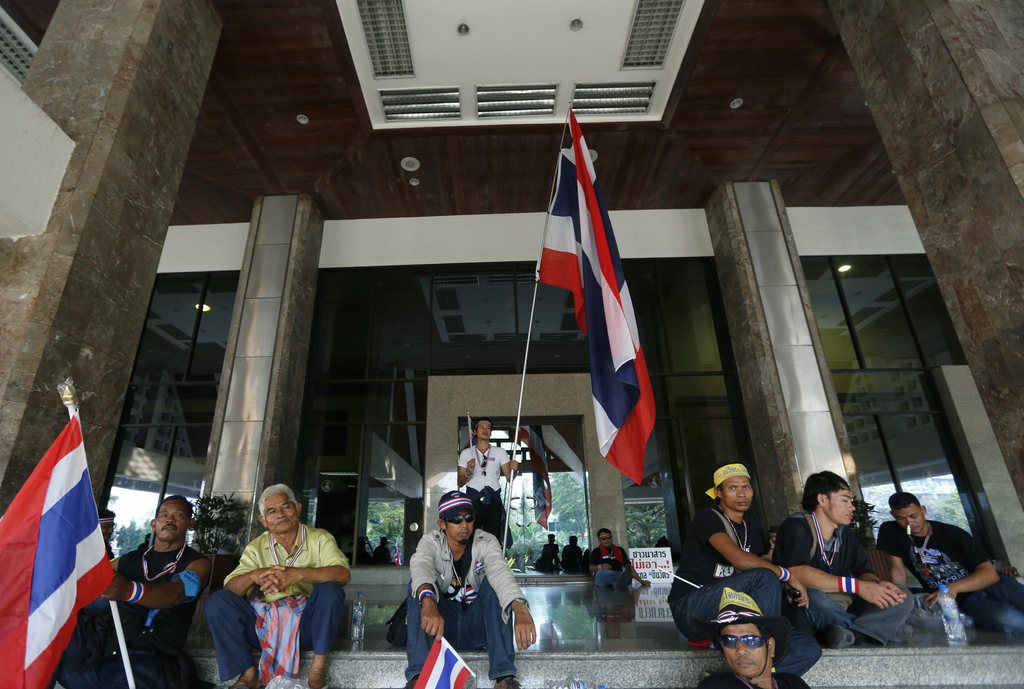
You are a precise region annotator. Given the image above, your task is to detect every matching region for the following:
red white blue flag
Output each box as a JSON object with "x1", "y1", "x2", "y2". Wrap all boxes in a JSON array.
[
  {"x1": 517, "y1": 425, "x2": 552, "y2": 528},
  {"x1": 537, "y1": 110, "x2": 656, "y2": 485},
  {"x1": 0, "y1": 415, "x2": 113, "y2": 689},
  {"x1": 413, "y1": 636, "x2": 474, "y2": 689}
]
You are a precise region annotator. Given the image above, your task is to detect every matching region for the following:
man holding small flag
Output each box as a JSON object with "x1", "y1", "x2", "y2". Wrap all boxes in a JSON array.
[{"x1": 537, "y1": 109, "x2": 656, "y2": 486}]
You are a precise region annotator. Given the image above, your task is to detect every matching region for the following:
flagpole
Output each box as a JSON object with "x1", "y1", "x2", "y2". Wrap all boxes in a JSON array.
[
  {"x1": 501, "y1": 105, "x2": 576, "y2": 558},
  {"x1": 59, "y1": 379, "x2": 138, "y2": 689}
]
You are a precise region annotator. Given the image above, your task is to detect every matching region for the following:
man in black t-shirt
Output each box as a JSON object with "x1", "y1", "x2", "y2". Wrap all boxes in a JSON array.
[
  {"x1": 774, "y1": 472, "x2": 912, "y2": 649},
  {"x1": 561, "y1": 535, "x2": 586, "y2": 574},
  {"x1": 667, "y1": 463, "x2": 818, "y2": 676},
  {"x1": 879, "y1": 491, "x2": 1024, "y2": 634},
  {"x1": 54, "y1": 495, "x2": 211, "y2": 689}
]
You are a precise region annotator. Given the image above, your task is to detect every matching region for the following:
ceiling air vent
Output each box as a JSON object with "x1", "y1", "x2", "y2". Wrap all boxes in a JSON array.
[
  {"x1": 357, "y1": 0, "x2": 414, "y2": 78},
  {"x1": 0, "y1": 7, "x2": 36, "y2": 83},
  {"x1": 477, "y1": 84, "x2": 556, "y2": 118},
  {"x1": 621, "y1": 0, "x2": 685, "y2": 69},
  {"x1": 572, "y1": 82, "x2": 655, "y2": 115},
  {"x1": 381, "y1": 87, "x2": 460, "y2": 121}
]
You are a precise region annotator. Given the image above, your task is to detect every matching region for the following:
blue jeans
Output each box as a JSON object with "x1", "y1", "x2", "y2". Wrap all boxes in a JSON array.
[
  {"x1": 405, "y1": 578, "x2": 516, "y2": 681},
  {"x1": 594, "y1": 568, "x2": 630, "y2": 589},
  {"x1": 959, "y1": 574, "x2": 1024, "y2": 634},
  {"x1": 205, "y1": 582, "x2": 346, "y2": 681},
  {"x1": 669, "y1": 569, "x2": 821, "y2": 676},
  {"x1": 794, "y1": 584, "x2": 913, "y2": 644}
]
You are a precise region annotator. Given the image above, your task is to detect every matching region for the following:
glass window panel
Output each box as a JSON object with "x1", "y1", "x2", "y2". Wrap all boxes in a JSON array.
[
  {"x1": 626, "y1": 419, "x2": 684, "y2": 551},
  {"x1": 371, "y1": 268, "x2": 432, "y2": 377},
  {"x1": 310, "y1": 270, "x2": 373, "y2": 379},
  {"x1": 121, "y1": 385, "x2": 219, "y2": 425},
  {"x1": 878, "y1": 415, "x2": 972, "y2": 533},
  {"x1": 164, "y1": 426, "x2": 210, "y2": 498},
  {"x1": 133, "y1": 276, "x2": 204, "y2": 377},
  {"x1": 516, "y1": 273, "x2": 588, "y2": 370},
  {"x1": 833, "y1": 371, "x2": 938, "y2": 414},
  {"x1": 622, "y1": 261, "x2": 667, "y2": 374},
  {"x1": 108, "y1": 427, "x2": 170, "y2": 553},
  {"x1": 660, "y1": 375, "x2": 733, "y2": 418},
  {"x1": 359, "y1": 424, "x2": 426, "y2": 565},
  {"x1": 835, "y1": 258, "x2": 921, "y2": 368},
  {"x1": 680, "y1": 418, "x2": 744, "y2": 509},
  {"x1": 189, "y1": 275, "x2": 238, "y2": 378},
  {"x1": 802, "y1": 258, "x2": 859, "y2": 369},
  {"x1": 890, "y1": 257, "x2": 966, "y2": 367},
  {"x1": 429, "y1": 268, "x2": 516, "y2": 373},
  {"x1": 656, "y1": 261, "x2": 724, "y2": 373},
  {"x1": 299, "y1": 423, "x2": 363, "y2": 558},
  {"x1": 304, "y1": 380, "x2": 428, "y2": 425},
  {"x1": 842, "y1": 416, "x2": 897, "y2": 520}
]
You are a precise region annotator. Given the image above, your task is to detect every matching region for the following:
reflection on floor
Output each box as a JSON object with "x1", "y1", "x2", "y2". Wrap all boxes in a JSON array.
[{"x1": 186, "y1": 578, "x2": 1024, "y2": 688}]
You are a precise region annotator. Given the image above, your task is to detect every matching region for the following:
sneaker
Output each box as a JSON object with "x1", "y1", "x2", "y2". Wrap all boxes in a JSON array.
[
  {"x1": 494, "y1": 676, "x2": 522, "y2": 689},
  {"x1": 825, "y1": 623, "x2": 856, "y2": 649}
]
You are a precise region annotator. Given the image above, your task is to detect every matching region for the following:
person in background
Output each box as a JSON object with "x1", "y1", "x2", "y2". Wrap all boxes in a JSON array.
[
  {"x1": 98, "y1": 507, "x2": 116, "y2": 559},
  {"x1": 373, "y1": 536, "x2": 393, "y2": 564},
  {"x1": 458, "y1": 417, "x2": 518, "y2": 545},
  {"x1": 533, "y1": 534, "x2": 561, "y2": 573},
  {"x1": 561, "y1": 535, "x2": 586, "y2": 574},
  {"x1": 589, "y1": 528, "x2": 651, "y2": 589}
]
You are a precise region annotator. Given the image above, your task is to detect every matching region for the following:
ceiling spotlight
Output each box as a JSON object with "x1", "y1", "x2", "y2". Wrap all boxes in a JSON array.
[
  {"x1": 837, "y1": 264, "x2": 852, "y2": 273},
  {"x1": 570, "y1": 18, "x2": 583, "y2": 31},
  {"x1": 729, "y1": 98, "x2": 744, "y2": 110},
  {"x1": 457, "y1": 23, "x2": 470, "y2": 35},
  {"x1": 296, "y1": 114, "x2": 309, "y2": 125},
  {"x1": 400, "y1": 156, "x2": 421, "y2": 172},
  {"x1": 409, "y1": 177, "x2": 420, "y2": 186},
  {"x1": 194, "y1": 303, "x2": 212, "y2": 312},
  {"x1": 589, "y1": 149, "x2": 598, "y2": 162}
]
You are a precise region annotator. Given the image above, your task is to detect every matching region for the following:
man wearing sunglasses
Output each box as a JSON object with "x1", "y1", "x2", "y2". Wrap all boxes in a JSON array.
[
  {"x1": 694, "y1": 588, "x2": 810, "y2": 689},
  {"x1": 458, "y1": 417, "x2": 518, "y2": 545},
  {"x1": 405, "y1": 490, "x2": 535, "y2": 689}
]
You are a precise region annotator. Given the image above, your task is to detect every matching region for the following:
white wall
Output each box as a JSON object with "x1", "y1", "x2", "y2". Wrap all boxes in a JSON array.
[
  {"x1": 0, "y1": 70, "x2": 74, "y2": 239},
  {"x1": 157, "y1": 223, "x2": 249, "y2": 272},
  {"x1": 788, "y1": 206, "x2": 924, "y2": 255}
]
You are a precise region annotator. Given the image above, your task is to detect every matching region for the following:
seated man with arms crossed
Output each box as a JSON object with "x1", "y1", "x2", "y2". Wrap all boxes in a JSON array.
[
  {"x1": 667, "y1": 463, "x2": 818, "y2": 676},
  {"x1": 206, "y1": 484, "x2": 350, "y2": 689},
  {"x1": 774, "y1": 471, "x2": 912, "y2": 648},
  {"x1": 879, "y1": 491, "x2": 1024, "y2": 633},
  {"x1": 405, "y1": 490, "x2": 536, "y2": 689},
  {"x1": 54, "y1": 495, "x2": 211, "y2": 689},
  {"x1": 695, "y1": 588, "x2": 811, "y2": 689}
]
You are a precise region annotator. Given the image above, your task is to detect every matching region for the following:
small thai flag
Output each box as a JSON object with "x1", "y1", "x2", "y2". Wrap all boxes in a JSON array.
[
  {"x1": 0, "y1": 415, "x2": 114, "y2": 689},
  {"x1": 414, "y1": 636, "x2": 475, "y2": 689}
]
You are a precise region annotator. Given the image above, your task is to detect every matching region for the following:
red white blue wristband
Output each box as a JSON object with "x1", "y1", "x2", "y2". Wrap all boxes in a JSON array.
[
  {"x1": 418, "y1": 589, "x2": 436, "y2": 604},
  {"x1": 777, "y1": 567, "x2": 791, "y2": 582},
  {"x1": 126, "y1": 581, "x2": 145, "y2": 603},
  {"x1": 837, "y1": 576, "x2": 860, "y2": 595}
]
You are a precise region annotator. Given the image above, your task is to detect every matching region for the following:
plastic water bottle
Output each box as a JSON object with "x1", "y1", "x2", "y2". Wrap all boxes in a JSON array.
[
  {"x1": 351, "y1": 591, "x2": 366, "y2": 641},
  {"x1": 936, "y1": 584, "x2": 967, "y2": 646}
]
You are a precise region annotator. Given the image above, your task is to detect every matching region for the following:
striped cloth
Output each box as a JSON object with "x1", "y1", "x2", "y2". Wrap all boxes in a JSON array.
[{"x1": 252, "y1": 594, "x2": 307, "y2": 683}]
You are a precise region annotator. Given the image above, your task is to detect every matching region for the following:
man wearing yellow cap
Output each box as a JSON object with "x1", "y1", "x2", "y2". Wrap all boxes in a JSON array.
[{"x1": 667, "y1": 463, "x2": 820, "y2": 676}]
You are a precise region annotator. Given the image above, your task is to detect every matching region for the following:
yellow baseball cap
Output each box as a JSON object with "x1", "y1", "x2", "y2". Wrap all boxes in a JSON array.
[{"x1": 705, "y1": 463, "x2": 751, "y2": 499}]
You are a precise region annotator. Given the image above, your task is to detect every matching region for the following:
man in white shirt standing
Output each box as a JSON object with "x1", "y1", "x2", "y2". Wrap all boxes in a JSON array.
[{"x1": 458, "y1": 417, "x2": 518, "y2": 546}]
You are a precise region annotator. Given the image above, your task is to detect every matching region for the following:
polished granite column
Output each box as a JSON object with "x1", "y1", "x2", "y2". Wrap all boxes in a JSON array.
[
  {"x1": 828, "y1": 1, "x2": 1024, "y2": 503},
  {"x1": 706, "y1": 182, "x2": 854, "y2": 524},
  {"x1": 0, "y1": 0, "x2": 220, "y2": 508},
  {"x1": 205, "y1": 195, "x2": 324, "y2": 535}
]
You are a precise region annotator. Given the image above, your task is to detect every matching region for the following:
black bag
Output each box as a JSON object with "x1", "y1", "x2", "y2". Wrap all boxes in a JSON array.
[{"x1": 386, "y1": 598, "x2": 408, "y2": 647}]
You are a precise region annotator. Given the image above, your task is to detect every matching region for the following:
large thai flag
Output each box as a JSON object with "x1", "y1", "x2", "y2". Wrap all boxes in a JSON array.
[
  {"x1": 537, "y1": 110, "x2": 656, "y2": 485},
  {"x1": 0, "y1": 415, "x2": 114, "y2": 689},
  {"x1": 517, "y1": 425, "x2": 552, "y2": 528},
  {"x1": 413, "y1": 636, "x2": 475, "y2": 689}
]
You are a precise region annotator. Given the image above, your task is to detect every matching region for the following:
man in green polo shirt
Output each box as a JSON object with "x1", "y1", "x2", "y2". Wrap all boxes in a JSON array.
[{"x1": 206, "y1": 484, "x2": 351, "y2": 689}]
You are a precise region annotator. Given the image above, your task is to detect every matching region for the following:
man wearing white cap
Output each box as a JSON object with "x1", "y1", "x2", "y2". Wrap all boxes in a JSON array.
[
  {"x1": 668, "y1": 463, "x2": 820, "y2": 676},
  {"x1": 458, "y1": 417, "x2": 518, "y2": 544}
]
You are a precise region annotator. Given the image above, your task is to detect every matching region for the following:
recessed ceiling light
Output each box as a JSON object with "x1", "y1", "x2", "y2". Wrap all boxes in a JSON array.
[
  {"x1": 409, "y1": 177, "x2": 420, "y2": 186},
  {"x1": 296, "y1": 114, "x2": 309, "y2": 125},
  {"x1": 194, "y1": 303, "x2": 212, "y2": 312},
  {"x1": 589, "y1": 149, "x2": 598, "y2": 162},
  {"x1": 837, "y1": 264, "x2": 852, "y2": 273},
  {"x1": 457, "y1": 23, "x2": 469, "y2": 35},
  {"x1": 400, "y1": 156, "x2": 421, "y2": 172},
  {"x1": 729, "y1": 98, "x2": 744, "y2": 110},
  {"x1": 570, "y1": 18, "x2": 584, "y2": 31}
]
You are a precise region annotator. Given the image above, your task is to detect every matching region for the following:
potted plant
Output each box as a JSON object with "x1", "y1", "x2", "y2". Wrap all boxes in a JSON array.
[{"x1": 192, "y1": 493, "x2": 248, "y2": 589}]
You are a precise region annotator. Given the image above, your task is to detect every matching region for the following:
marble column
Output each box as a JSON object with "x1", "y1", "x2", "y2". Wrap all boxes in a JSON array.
[
  {"x1": 0, "y1": 0, "x2": 220, "y2": 508},
  {"x1": 827, "y1": 1, "x2": 1024, "y2": 504},
  {"x1": 205, "y1": 195, "x2": 325, "y2": 537},
  {"x1": 706, "y1": 182, "x2": 855, "y2": 525}
]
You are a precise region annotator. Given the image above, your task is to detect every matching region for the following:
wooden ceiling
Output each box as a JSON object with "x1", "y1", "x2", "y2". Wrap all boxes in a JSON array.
[{"x1": 3, "y1": 0, "x2": 904, "y2": 225}]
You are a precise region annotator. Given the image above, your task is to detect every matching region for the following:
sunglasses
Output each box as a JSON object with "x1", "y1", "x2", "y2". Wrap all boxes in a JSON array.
[
  {"x1": 719, "y1": 634, "x2": 766, "y2": 649},
  {"x1": 445, "y1": 513, "x2": 475, "y2": 525}
]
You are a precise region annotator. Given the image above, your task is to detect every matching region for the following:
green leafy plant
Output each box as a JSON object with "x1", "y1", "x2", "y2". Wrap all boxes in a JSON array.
[
  {"x1": 850, "y1": 496, "x2": 878, "y2": 548},
  {"x1": 193, "y1": 493, "x2": 248, "y2": 554}
]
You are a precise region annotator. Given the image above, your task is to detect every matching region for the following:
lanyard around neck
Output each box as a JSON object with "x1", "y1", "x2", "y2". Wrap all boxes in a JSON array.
[
  {"x1": 142, "y1": 542, "x2": 186, "y2": 582},
  {"x1": 810, "y1": 512, "x2": 836, "y2": 572},
  {"x1": 269, "y1": 524, "x2": 307, "y2": 567}
]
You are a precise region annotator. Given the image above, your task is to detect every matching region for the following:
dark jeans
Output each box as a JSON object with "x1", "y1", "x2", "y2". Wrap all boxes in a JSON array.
[
  {"x1": 205, "y1": 582, "x2": 346, "y2": 681},
  {"x1": 465, "y1": 487, "x2": 511, "y2": 548},
  {"x1": 787, "y1": 583, "x2": 913, "y2": 644},
  {"x1": 669, "y1": 568, "x2": 821, "y2": 677},
  {"x1": 959, "y1": 574, "x2": 1024, "y2": 634},
  {"x1": 405, "y1": 578, "x2": 516, "y2": 681}
]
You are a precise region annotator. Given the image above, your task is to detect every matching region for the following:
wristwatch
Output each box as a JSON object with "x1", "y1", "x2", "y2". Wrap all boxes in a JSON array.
[{"x1": 511, "y1": 597, "x2": 529, "y2": 609}]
